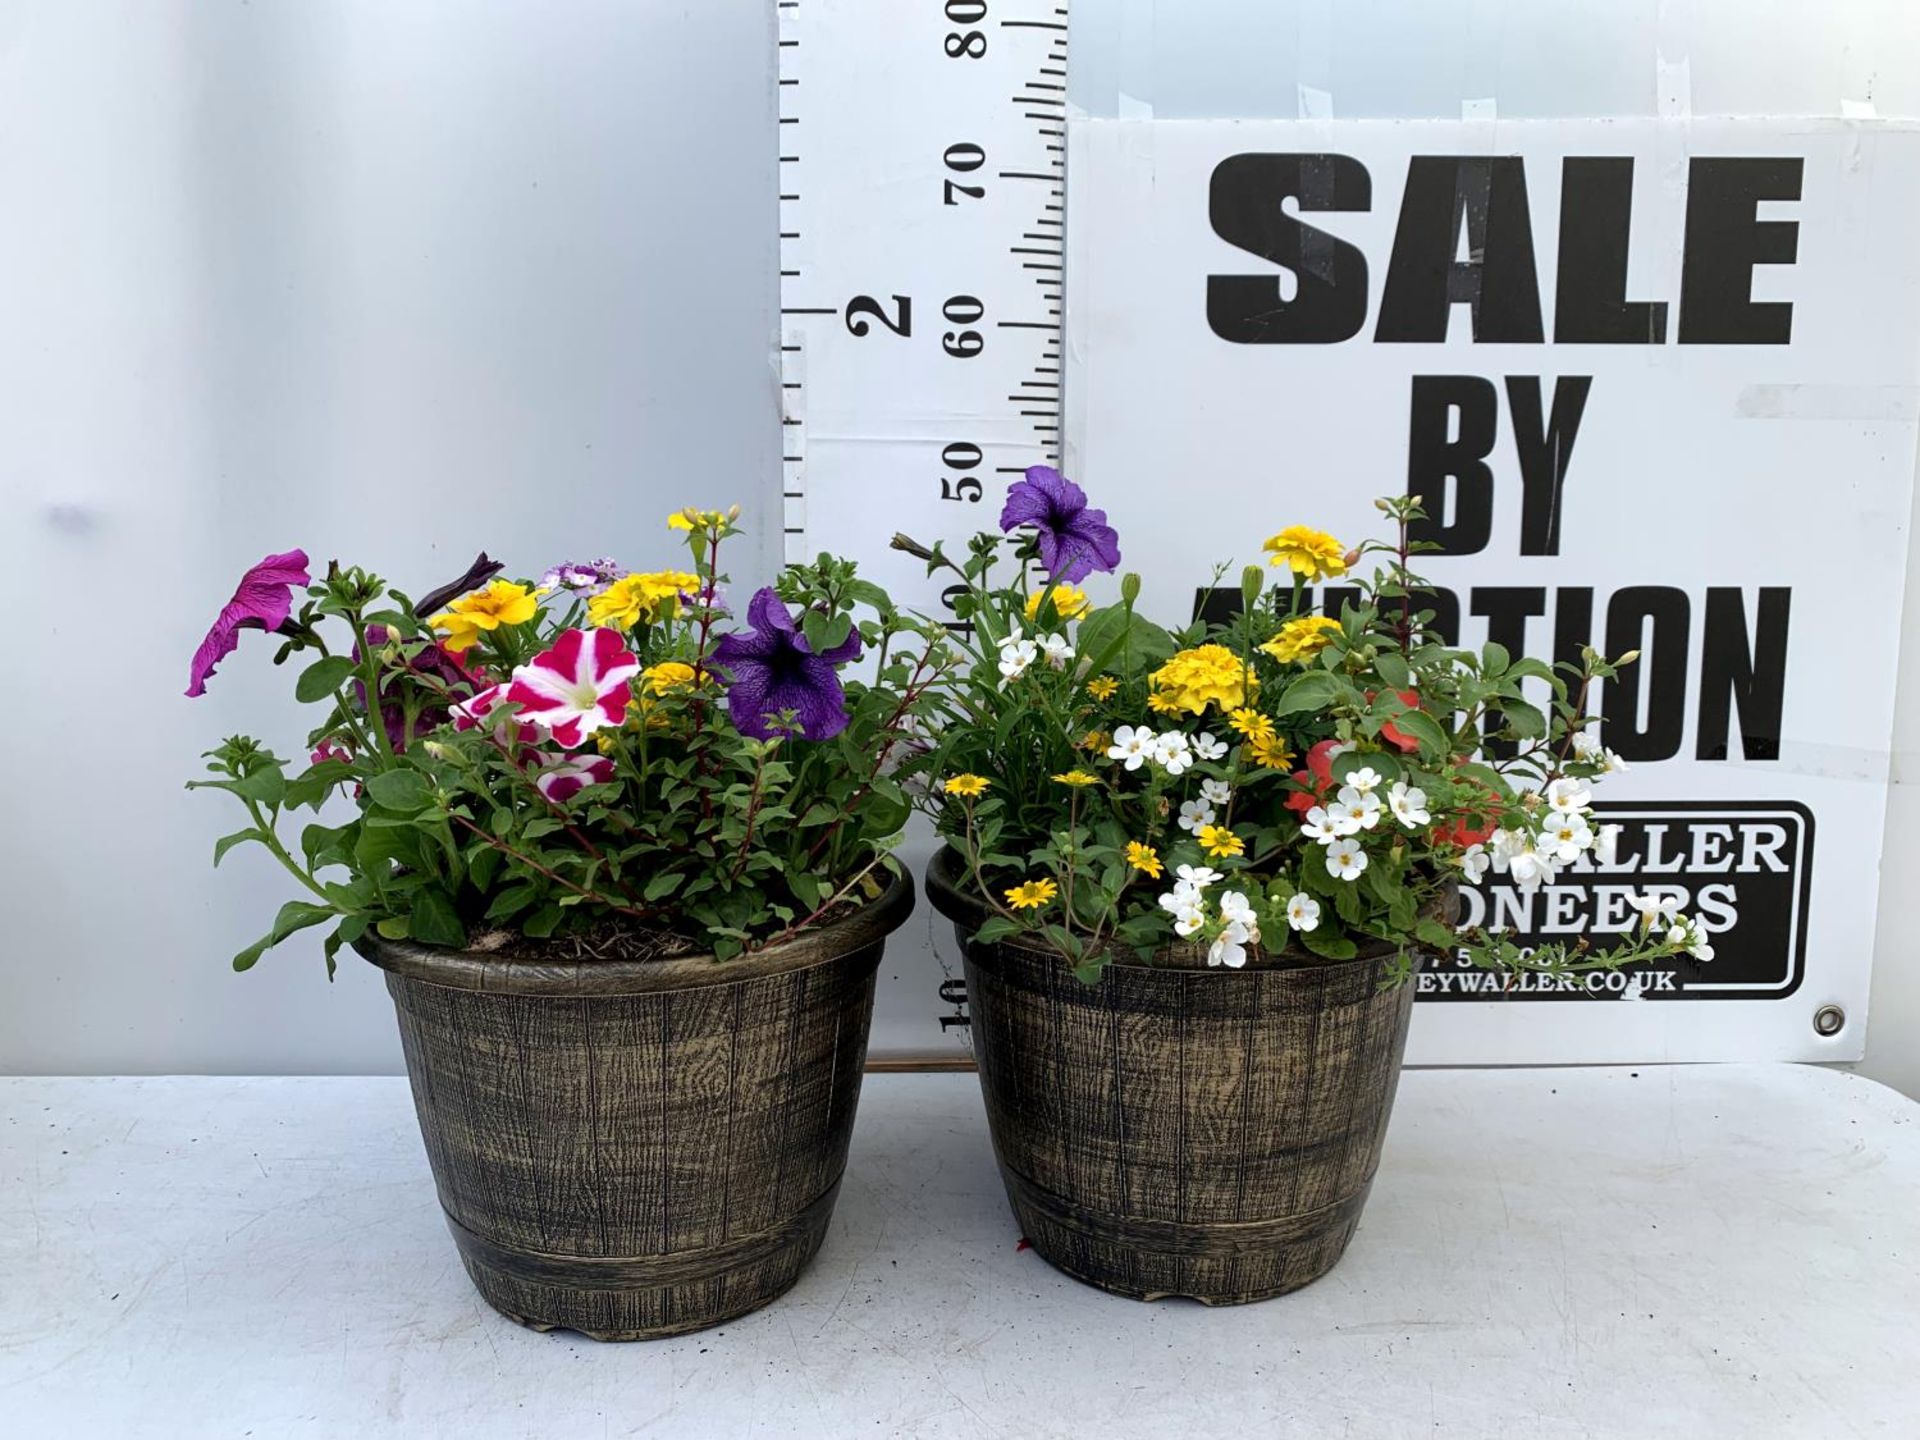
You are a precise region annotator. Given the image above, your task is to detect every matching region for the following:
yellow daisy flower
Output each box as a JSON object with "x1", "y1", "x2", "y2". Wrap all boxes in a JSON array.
[
  {"x1": 1004, "y1": 877, "x2": 1058, "y2": 911},
  {"x1": 941, "y1": 774, "x2": 991, "y2": 797},
  {"x1": 1080, "y1": 730, "x2": 1111, "y2": 753},
  {"x1": 1150, "y1": 644, "x2": 1258, "y2": 715},
  {"x1": 588, "y1": 571, "x2": 701, "y2": 629},
  {"x1": 1260, "y1": 614, "x2": 1345, "y2": 665},
  {"x1": 1085, "y1": 676, "x2": 1119, "y2": 702},
  {"x1": 1249, "y1": 732, "x2": 1295, "y2": 771},
  {"x1": 1052, "y1": 770, "x2": 1098, "y2": 787},
  {"x1": 1227, "y1": 706, "x2": 1276, "y2": 742},
  {"x1": 1262, "y1": 525, "x2": 1348, "y2": 581},
  {"x1": 1124, "y1": 841, "x2": 1164, "y2": 878},
  {"x1": 1197, "y1": 824, "x2": 1246, "y2": 859}
]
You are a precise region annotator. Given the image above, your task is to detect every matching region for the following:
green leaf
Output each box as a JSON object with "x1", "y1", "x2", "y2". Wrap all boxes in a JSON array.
[
  {"x1": 408, "y1": 887, "x2": 467, "y2": 949},
  {"x1": 233, "y1": 763, "x2": 285, "y2": 808},
  {"x1": 1387, "y1": 707, "x2": 1451, "y2": 759},
  {"x1": 973, "y1": 916, "x2": 1025, "y2": 944},
  {"x1": 232, "y1": 900, "x2": 336, "y2": 971},
  {"x1": 212, "y1": 829, "x2": 262, "y2": 868},
  {"x1": 376, "y1": 914, "x2": 411, "y2": 940},
  {"x1": 365, "y1": 770, "x2": 434, "y2": 813},
  {"x1": 1273, "y1": 670, "x2": 1339, "y2": 716},
  {"x1": 1374, "y1": 652, "x2": 1412, "y2": 692},
  {"x1": 1481, "y1": 641, "x2": 1510, "y2": 678},
  {"x1": 485, "y1": 884, "x2": 540, "y2": 922},
  {"x1": 1494, "y1": 699, "x2": 1547, "y2": 739},
  {"x1": 643, "y1": 871, "x2": 686, "y2": 902},
  {"x1": 1077, "y1": 605, "x2": 1176, "y2": 674},
  {"x1": 1301, "y1": 926, "x2": 1358, "y2": 961},
  {"x1": 294, "y1": 655, "x2": 357, "y2": 704},
  {"x1": 1415, "y1": 917, "x2": 1458, "y2": 951},
  {"x1": 789, "y1": 870, "x2": 824, "y2": 911}
]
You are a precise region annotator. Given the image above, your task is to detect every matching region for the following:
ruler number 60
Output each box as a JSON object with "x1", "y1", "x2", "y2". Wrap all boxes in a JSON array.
[
  {"x1": 945, "y1": 0, "x2": 987, "y2": 58},
  {"x1": 943, "y1": 295, "x2": 985, "y2": 358}
]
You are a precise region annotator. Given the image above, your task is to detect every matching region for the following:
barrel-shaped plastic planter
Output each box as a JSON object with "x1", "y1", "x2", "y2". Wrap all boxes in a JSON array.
[
  {"x1": 928, "y1": 847, "x2": 1428, "y2": 1305},
  {"x1": 356, "y1": 864, "x2": 913, "y2": 1340}
]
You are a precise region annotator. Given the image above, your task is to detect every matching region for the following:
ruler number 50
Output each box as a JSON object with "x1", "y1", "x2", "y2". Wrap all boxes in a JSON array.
[{"x1": 945, "y1": 0, "x2": 987, "y2": 58}]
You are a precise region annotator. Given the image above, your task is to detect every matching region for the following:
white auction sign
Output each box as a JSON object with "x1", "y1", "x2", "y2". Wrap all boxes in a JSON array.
[{"x1": 1066, "y1": 116, "x2": 1920, "y2": 1063}]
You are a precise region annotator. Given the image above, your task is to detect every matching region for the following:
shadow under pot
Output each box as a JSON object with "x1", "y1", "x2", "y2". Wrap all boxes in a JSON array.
[
  {"x1": 926, "y1": 846, "x2": 1434, "y2": 1306},
  {"x1": 354, "y1": 863, "x2": 914, "y2": 1341}
]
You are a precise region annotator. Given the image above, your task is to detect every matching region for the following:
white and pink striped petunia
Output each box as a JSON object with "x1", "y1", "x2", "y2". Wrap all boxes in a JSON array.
[
  {"x1": 532, "y1": 751, "x2": 616, "y2": 804},
  {"x1": 450, "y1": 682, "x2": 536, "y2": 746},
  {"x1": 505, "y1": 628, "x2": 641, "y2": 749}
]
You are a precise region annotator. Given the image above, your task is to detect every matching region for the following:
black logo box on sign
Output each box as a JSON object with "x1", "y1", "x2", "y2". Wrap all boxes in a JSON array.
[{"x1": 1422, "y1": 800, "x2": 1814, "y2": 1003}]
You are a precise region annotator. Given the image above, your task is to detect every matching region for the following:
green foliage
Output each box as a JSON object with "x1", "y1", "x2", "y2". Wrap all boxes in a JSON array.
[
  {"x1": 191, "y1": 517, "x2": 953, "y2": 976},
  {"x1": 905, "y1": 493, "x2": 1694, "y2": 987}
]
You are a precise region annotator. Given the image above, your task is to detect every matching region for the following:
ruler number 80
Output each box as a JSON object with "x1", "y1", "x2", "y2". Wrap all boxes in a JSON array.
[{"x1": 945, "y1": 0, "x2": 987, "y2": 58}]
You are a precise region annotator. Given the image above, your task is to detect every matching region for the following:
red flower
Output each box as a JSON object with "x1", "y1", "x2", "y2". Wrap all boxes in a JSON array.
[
  {"x1": 1284, "y1": 738, "x2": 1348, "y2": 816},
  {"x1": 1378, "y1": 690, "x2": 1422, "y2": 754}
]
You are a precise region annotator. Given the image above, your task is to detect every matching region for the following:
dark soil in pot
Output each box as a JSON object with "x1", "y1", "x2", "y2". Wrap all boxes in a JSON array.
[
  {"x1": 927, "y1": 846, "x2": 1434, "y2": 1305},
  {"x1": 356, "y1": 863, "x2": 914, "y2": 1341}
]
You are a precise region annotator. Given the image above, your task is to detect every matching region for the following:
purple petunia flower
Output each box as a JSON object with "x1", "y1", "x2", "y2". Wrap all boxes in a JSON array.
[
  {"x1": 998, "y1": 465, "x2": 1121, "y2": 583},
  {"x1": 538, "y1": 557, "x2": 622, "y2": 597},
  {"x1": 357, "y1": 624, "x2": 479, "y2": 750},
  {"x1": 186, "y1": 550, "x2": 310, "y2": 697},
  {"x1": 711, "y1": 588, "x2": 862, "y2": 741}
]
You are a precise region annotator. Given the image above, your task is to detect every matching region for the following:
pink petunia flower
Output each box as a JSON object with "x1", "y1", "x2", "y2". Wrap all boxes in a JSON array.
[
  {"x1": 505, "y1": 628, "x2": 640, "y2": 749},
  {"x1": 186, "y1": 550, "x2": 310, "y2": 697},
  {"x1": 451, "y1": 682, "x2": 537, "y2": 746},
  {"x1": 533, "y1": 751, "x2": 616, "y2": 804}
]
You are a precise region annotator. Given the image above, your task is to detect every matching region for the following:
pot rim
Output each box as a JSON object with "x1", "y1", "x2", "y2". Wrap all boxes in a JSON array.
[
  {"x1": 355, "y1": 857, "x2": 915, "y2": 996},
  {"x1": 924, "y1": 844, "x2": 1447, "y2": 978}
]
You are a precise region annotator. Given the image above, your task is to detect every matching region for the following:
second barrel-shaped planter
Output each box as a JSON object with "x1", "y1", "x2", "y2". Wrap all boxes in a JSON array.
[
  {"x1": 928, "y1": 847, "x2": 1425, "y2": 1305},
  {"x1": 357, "y1": 863, "x2": 914, "y2": 1340}
]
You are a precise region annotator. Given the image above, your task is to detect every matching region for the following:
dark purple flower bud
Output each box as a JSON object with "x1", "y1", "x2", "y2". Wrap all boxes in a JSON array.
[{"x1": 413, "y1": 553, "x2": 504, "y2": 619}]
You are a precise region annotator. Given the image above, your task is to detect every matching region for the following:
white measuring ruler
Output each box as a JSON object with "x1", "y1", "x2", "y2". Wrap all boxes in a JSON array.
[{"x1": 777, "y1": 0, "x2": 1069, "y2": 630}]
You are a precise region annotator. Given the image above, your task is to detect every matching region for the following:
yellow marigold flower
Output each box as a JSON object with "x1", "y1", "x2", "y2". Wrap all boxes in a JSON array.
[
  {"x1": 430, "y1": 580, "x2": 544, "y2": 654},
  {"x1": 1052, "y1": 769, "x2": 1098, "y2": 787},
  {"x1": 1150, "y1": 644, "x2": 1258, "y2": 715},
  {"x1": 942, "y1": 773, "x2": 991, "y2": 797},
  {"x1": 642, "y1": 661, "x2": 699, "y2": 695},
  {"x1": 1263, "y1": 525, "x2": 1348, "y2": 581},
  {"x1": 1197, "y1": 824, "x2": 1246, "y2": 859},
  {"x1": 1249, "y1": 732, "x2": 1294, "y2": 771},
  {"x1": 1260, "y1": 614, "x2": 1345, "y2": 665},
  {"x1": 588, "y1": 570, "x2": 701, "y2": 629},
  {"x1": 1085, "y1": 675, "x2": 1119, "y2": 701},
  {"x1": 1004, "y1": 877, "x2": 1058, "y2": 911},
  {"x1": 668, "y1": 507, "x2": 727, "y2": 532},
  {"x1": 1228, "y1": 706, "x2": 1276, "y2": 742},
  {"x1": 1124, "y1": 841, "x2": 1164, "y2": 878},
  {"x1": 1080, "y1": 730, "x2": 1111, "y2": 752},
  {"x1": 1025, "y1": 584, "x2": 1092, "y2": 623}
]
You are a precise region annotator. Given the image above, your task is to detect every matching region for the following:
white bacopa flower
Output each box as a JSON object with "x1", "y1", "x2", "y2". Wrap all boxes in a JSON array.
[
  {"x1": 1545, "y1": 776, "x2": 1593, "y2": 815},
  {"x1": 1594, "y1": 823, "x2": 1622, "y2": 865},
  {"x1": 1599, "y1": 747, "x2": 1630, "y2": 775},
  {"x1": 1493, "y1": 829, "x2": 1557, "y2": 891},
  {"x1": 1201, "y1": 778, "x2": 1233, "y2": 807},
  {"x1": 1633, "y1": 892, "x2": 1680, "y2": 932},
  {"x1": 1325, "y1": 838, "x2": 1368, "y2": 881},
  {"x1": 1209, "y1": 920, "x2": 1255, "y2": 969},
  {"x1": 1459, "y1": 843, "x2": 1490, "y2": 884},
  {"x1": 1038, "y1": 632, "x2": 1073, "y2": 670},
  {"x1": 1218, "y1": 890, "x2": 1257, "y2": 927},
  {"x1": 1571, "y1": 730, "x2": 1602, "y2": 761},
  {"x1": 1301, "y1": 805, "x2": 1342, "y2": 844},
  {"x1": 997, "y1": 627, "x2": 1039, "y2": 683},
  {"x1": 1345, "y1": 765, "x2": 1383, "y2": 796},
  {"x1": 1285, "y1": 893, "x2": 1321, "y2": 932},
  {"x1": 1540, "y1": 811, "x2": 1594, "y2": 862},
  {"x1": 1323, "y1": 800, "x2": 1365, "y2": 837},
  {"x1": 1192, "y1": 732, "x2": 1228, "y2": 761},
  {"x1": 1173, "y1": 904, "x2": 1207, "y2": 938},
  {"x1": 1178, "y1": 799, "x2": 1216, "y2": 833},
  {"x1": 1387, "y1": 780, "x2": 1431, "y2": 829},
  {"x1": 1153, "y1": 730, "x2": 1195, "y2": 775},
  {"x1": 1107, "y1": 724, "x2": 1157, "y2": 770},
  {"x1": 1175, "y1": 863, "x2": 1222, "y2": 891},
  {"x1": 1336, "y1": 785, "x2": 1383, "y2": 830},
  {"x1": 1158, "y1": 881, "x2": 1201, "y2": 913}
]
